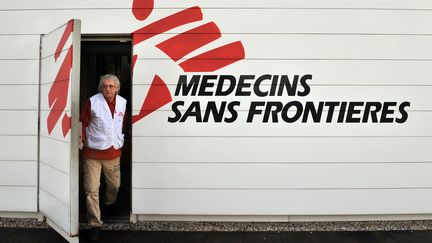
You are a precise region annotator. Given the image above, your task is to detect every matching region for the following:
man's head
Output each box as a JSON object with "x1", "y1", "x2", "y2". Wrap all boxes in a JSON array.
[{"x1": 98, "y1": 74, "x2": 120, "y2": 101}]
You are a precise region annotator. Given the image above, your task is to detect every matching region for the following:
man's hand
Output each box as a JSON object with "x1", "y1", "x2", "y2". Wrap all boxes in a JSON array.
[{"x1": 79, "y1": 122, "x2": 84, "y2": 150}]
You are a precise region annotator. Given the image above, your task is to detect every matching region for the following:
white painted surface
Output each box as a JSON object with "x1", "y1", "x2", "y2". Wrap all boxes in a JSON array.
[
  {"x1": 0, "y1": 9, "x2": 136, "y2": 34},
  {"x1": 0, "y1": 212, "x2": 41, "y2": 219},
  {"x1": 137, "y1": 214, "x2": 289, "y2": 222},
  {"x1": 38, "y1": 20, "x2": 80, "y2": 240},
  {"x1": 0, "y1": 34, "x2": 39, "y2": 216},
  {"x1": 39, "y1": 22, "x2": 73, "y2": 234},
  {"x1": 0, "y1": 161, "x2": 37, "y2": 186},
  {"x1": 133, "y1": 163, "x2": 432, "y2": 189},
  {"x1": 40, "y1": 56, "x2": 73, "y2": 85},
  {"x1": 0, "y1": 85, "x2": 38, "y2": 110},
  {"x1": 132, "y1": 85, "x2": 431, "y2": 111},
  {"x1": 133, "y1": 34, "x2": 432, "y2": 60},
  {"x1": 137, "y1": 214, "x2": 432, "y2": 222},
  {"x1": 0, "y1": 60, "x2": 39, "y2": 84},
  {"x1": 288, "y1": 214, "x2": 432, "y2": 222},
  {"x1": 0, "y1": 0, "x2": 129, "y2": 9},
  {"x1": 39, "y1": 137, "x2": 70, "y2": 174},
  {"x1": 133, "y1": 137, "x2": 432, "y2": 163},
  {"x1": 0, "y1": 35, "x2": 40, "y2": 59},
  {"x1": 39, "y1": 190, "x2": 70, "y2": 233},
  {"x1": 0, "y1": 187, "x2": 37, "y2": 212},
  {"x1": 0, "y1": 136, "x2": 37, "y2": 161},
  {"x1": 5, "y1": 0, "x2": 432, "y2": 10},
  {"x1": 133, "y1": 59, "x2": 432, "y2": 86},
  {"x1": 132, "y1": 189, "x2": 432, "y2": 215},
  {"x1": 3, "y1": 0, "x2": 432, "y2": 9},
  {"x1": 132, "y1": 111, "x2": 430, "y2": 137},
  {"x1": 67, "y1": 21, "x2": 81, "y2": 239},
  {"x1": 1, "y1": 9, "x2": 432, "y2": 35},
  {"x1": 0, "y1": 110, "x2": 38, "y2": 135},
  {"x1": 128, "y1": 0, "x2": 432, "y2": 218},
  {"x1": 41, "y1": 24, "x2": 73, "y2": 59},
  {"x1": 0, "y1": 0, "x2": 431, "y2": 221},
  {"x1": 40, "y1": 163, "x2": 70, "y2": 206}
]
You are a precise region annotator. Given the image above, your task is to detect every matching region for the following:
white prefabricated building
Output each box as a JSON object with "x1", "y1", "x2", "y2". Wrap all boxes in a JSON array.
[{"x1": 1, "y1": 0, "x2": 432, "y2": 242}]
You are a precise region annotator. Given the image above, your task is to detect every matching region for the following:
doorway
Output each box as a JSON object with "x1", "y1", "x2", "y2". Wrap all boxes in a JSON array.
[{"x1": 79, "y1": 36, "x2": 132, "y2": 223}]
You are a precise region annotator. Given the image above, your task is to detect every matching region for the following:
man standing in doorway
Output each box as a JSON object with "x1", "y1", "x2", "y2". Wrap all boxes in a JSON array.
[{"x1": 80, "y1": 74, "x2": 127, "y2": 241}]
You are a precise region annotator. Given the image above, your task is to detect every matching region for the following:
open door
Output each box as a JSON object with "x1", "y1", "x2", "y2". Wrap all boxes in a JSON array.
[
  {"x1": 39, "y1": 19, "x2": 80, "y2": 243},
  {"x1": 79, "y1": 38, "x2": 132, "y2": 223}
]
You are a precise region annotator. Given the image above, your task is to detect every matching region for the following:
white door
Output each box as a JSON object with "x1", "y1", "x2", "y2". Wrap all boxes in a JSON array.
[{"x1": 39, "y1": 19, "x2": 80, "y2": 243}]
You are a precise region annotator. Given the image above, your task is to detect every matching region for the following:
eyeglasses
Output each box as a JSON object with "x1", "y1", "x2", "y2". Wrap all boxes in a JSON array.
[{"x1": 103, "y1": 84, "x2": 116, "y2": 89}]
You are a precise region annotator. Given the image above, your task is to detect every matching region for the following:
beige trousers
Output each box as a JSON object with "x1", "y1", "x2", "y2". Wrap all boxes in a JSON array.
[{"x1": 83, "y1": 157, "x2": 121, "y2": 227}]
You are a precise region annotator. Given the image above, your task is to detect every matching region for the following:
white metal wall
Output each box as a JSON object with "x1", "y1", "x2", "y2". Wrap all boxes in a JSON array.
[
  {"x1": 130, "y1": 0, "x2": 432, "y2": 216},
  {"x1": 0, "y1": 33, "x2": 39, "y2": 212},
  {"x1": 39, "y1": 20, "x2": 80, "y2": 234},
  {"x1": 0, "y1": 0, "x2": 431, "y2": 218}
]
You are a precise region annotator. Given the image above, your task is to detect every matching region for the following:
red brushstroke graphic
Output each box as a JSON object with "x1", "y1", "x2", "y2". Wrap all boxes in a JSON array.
[
  {"x1": 132, "y1": 55, "x2": 138, "y2": 72},
  {"x1": 62, "y1": 114, "x2": 71, "y2": 137},
  {"x1": 132, "y1": 75, "x2": 172, "y2": 123},
  {"x1": 54, "y1": 20, "x2": 73, "y2": 61},
  {"x1": 47, "y1": 46, "x2": 73, "y2": 135},
  {"x1": 130, "y1": 3, "x2": 245, "y2": 124},
  {"x1": 132, "y1": 0, "x2": 154, "y2": 21},
  {"x1": 179, "y1": 41, "x2": 245, "y2": 72},
  {"x1": 133, "y1": 6, "x2": 203, "y2": 46},
  {"x1": 156, "y1": 22, "x2": 221, "y2": 62},
  {"x1": 47, "y1": 21, "x2": 74, "y2": 137}
]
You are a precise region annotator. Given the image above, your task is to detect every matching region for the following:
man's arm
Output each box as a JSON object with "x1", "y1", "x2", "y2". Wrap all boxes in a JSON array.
[{"x1": 80, "y1": 100, "x2": 92, "y2": 145}]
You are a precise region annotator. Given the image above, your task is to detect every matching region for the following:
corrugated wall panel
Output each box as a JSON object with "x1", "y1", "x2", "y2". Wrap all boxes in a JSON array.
[
  {"x1": 0, "y1": 187, "x2": 37, "y2": 212},
  {"x1": 2, "y1": 0, "x2": 432, "y2": 9},
  {"x1": 132, "y1": 59, "x2": 432, "y2": 86},
  {"x1": 39, "y1": 163, "x2": 70, "y2": 206},
  {"x1": 1, "y1": 9, "x2": 432, "y2": 34},
  {"x1": 0, "y1": 60, "x2": 39, "y2": 85},
  {"x1": 0, "y1": 33, "x2": 39, "y2": 212},
  {"x1": 0, "y1": 111, "x2": 38, "y2": 135},
  {"x1": 132, "y1": 86, "x2": 432, "y2": 110},
  {"x1": 0, "y1": 85, "x2": 39, "y2": 110},
  {"x1": 0, "y1": 0, "x2": 431, "y2": 218},
  {"x1": 0, "y1": 35, "x2": 39, "y2": 59},
  {"x1": 133, "y1": 137, "x2": 431, "y2": 163},
  {"x1": 39, "y1": 190, "x2": 69, "y2": 231},
  {"x1": 0, "y1": 136, "x2": 37, "y2": 161},
  {"x1": 132, "y1": 34, "x2": 432, "y2": 60},
  {"x1": 133, "y1": 189, "x2": 432, "y2": 215},
  {"x1": 133, "y1": 163, "x2": 432, "y2": 189},
  {"x1": 132, "y1": 111, "x2": 430, "y2": 137},
  {"x1": 0, "y1": 161, "x2": 37, "y2": 186},
  {"x1": 130, "y1": 1, "x2": 432, "y2": 217}
]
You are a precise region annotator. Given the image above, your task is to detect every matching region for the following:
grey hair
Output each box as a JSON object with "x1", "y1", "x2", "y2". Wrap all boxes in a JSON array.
[{"x1": 98, "y1": 74, "x2": 120, "y2": 93}]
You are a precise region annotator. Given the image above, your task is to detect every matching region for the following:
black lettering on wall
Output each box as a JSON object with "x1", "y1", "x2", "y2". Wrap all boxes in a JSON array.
[
  {"x1": 175, "y1": 75, "x2": 200, "y2": 96},
  {"x1": 396, "y1": 101, "x2": 410, "y2": 123},
  {"x1": 168, "y1": 101, "x2": 184, "y2": 123}
]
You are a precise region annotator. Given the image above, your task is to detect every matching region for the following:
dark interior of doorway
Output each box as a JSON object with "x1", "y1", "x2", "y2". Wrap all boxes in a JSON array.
[{"x1": 79, "y1": 39, "x2": 132, "y2": 223}]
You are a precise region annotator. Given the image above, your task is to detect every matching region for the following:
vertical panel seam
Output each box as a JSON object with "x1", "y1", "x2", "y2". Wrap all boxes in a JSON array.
[{"x1": 37, "y1": 33, "x2": 42, "y2": 214}]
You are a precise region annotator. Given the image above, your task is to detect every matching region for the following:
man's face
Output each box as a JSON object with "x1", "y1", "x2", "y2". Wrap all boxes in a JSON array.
[{"x1": 102, "y1": 79, "x2": 119, "y2": 101}]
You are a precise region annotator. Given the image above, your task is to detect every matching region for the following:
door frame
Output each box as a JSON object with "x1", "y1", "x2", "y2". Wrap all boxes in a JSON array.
[{"x1": 79, "y1": 35, "x2": 133, "y2": 223}]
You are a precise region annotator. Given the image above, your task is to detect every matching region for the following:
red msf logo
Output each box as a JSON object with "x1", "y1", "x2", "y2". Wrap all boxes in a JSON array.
[
  {"x1": 47, "y1": 1, "x2": 246, "y2": 137},
  {"x1": 131, "y1": 0, "x2": 246, "y2": 123}
]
